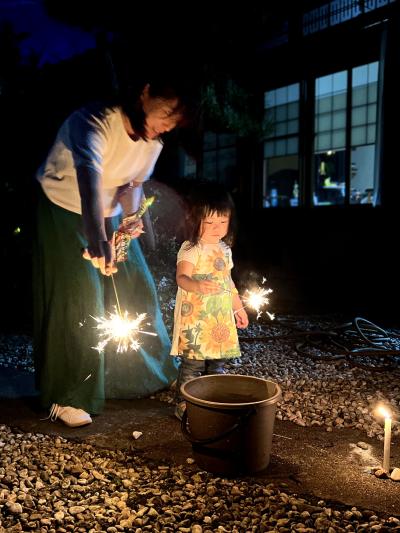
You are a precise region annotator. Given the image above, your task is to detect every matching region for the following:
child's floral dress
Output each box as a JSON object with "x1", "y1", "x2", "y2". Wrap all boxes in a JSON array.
[{"x1": 171, "y1": 241, "x2": 241, "y2": 360}]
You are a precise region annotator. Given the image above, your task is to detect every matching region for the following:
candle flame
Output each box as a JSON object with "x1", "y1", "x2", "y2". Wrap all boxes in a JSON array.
[{"x1": 376, "y1": 405, "x2": 392, "y2": 420}]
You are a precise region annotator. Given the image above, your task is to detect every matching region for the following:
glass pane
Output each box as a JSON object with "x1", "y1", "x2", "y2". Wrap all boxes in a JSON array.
[
  {"x1": 263, "y1": 154, "x2": 299, "y2": 208},
  {"x1": 352, "y1": 106, "x2": 367, "y2": 126},
  {"x1": 350, "y1": 144, "x2": 376, "y2": 205},
  {"x1": 287, "y1": 119, "x2": 299, "y2": 134},
  {"x1": 276, "y1": 139, "x2": 286, "y2": 156},
  {"x1": 332, "y1": 130, "x2": 345, "y2": 149},
  {"x1": 318, "y1": 96, "x2": 332, "y2": 113},
  {"x1": 332, "y1": 93, "x2": 347, "y2": 110},
  {"x1": 264, "y1": 90, "x2": 275, "y2": 109},
  {"x1": 333, "y1": 71, "x2": 347, "y2": 93},
  {"x1": 316, "y1": 75, "x2": 332, "y2": 96},
  {"x1": 317, "y1": 132, "x2": 331, "y2": 151},
  {"x1": 264, "y1": 108, "x2": 275, "y2": 123},
  {"x1": 219, "y1": 133, "x2": 236, "y2": 147},
  {"x1": 351, "y1": 126, "x2": 366, "y2": 146},
  {"x1": 367, "y1": 124, "x2": 376, "y2": 144},
  {"x1": 276, "y1": 86, "x2": 288, "y2": 105},
  {"x1": 368, "y1": 82, "x2": 378, "y2": 103},
  {"x1": 313, "y1": 150, "x2": 345, "y2": 206},
  {"x1": 287, "y1": 136, "x2": 299, "y2": 154},
  {"x1": 204, "y1": 132, "x2": 217, "y2": 150},
  {"x1": 352, "y1": 86, "x2": 368, "y2": 106},
  {"x1": 276, "y1": 104, "x2": 288, "y2": 121},
  {"x1": 288, "y1": 101, "x2": 299, "y2": 119},
  {"x1": 368, "y1": 61, "x2": 379, "y2": 83},
  {"x1": 352, "y1": 64, "x2": 368, "y2": 87},
  {"x1": 264, "y1": 141, "x2": 275, "y2": 158},
  {"x1": 367, "y1": 103, "x2": 377, "y2": 123},
  {"x1": 287, "y1": 83, "x2": 300, "y2": 102},
  {"x1": 332, "y1": 110, "x2": 346, "y2": 129},
  {"x1": 318, "y1": 114, "x2": 331, "y2": 132},
  {"x1": 276, "y1": 122, "x2": 288, "y2": 136}
]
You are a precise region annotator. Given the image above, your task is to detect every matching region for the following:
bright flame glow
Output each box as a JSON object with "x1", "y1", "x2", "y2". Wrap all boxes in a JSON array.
[
  {"x1": 243, "y1": 285, "x2": 274, "y2": 320},
  {"x1": 91, "y1": 307, "x2": 156, "y2": 353},
  {"x1": 376, "y1": 405, "x2": 392, "y2": 420}
]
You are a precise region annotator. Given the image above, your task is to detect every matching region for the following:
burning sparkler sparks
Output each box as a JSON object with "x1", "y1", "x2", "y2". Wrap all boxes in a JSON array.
[
  {"x1": 91, "y1": 307, "x2": 157, "y2": 353},
  {"x1": 233, "y1": 278, "x2": 275, "y2": 320},
  {"x1": 243, "y1": 286, "x2": 274, "y2": 319}
]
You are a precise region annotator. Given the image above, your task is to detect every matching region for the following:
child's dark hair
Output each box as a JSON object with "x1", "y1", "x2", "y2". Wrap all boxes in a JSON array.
[{"x1": 185, "y1": 182, "x2": 237, "y2": 247}]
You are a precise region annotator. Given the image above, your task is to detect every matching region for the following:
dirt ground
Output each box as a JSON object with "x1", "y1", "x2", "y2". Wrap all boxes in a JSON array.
[{"x1": 1, "y1": 371, "x2": 399, "y2": 519}]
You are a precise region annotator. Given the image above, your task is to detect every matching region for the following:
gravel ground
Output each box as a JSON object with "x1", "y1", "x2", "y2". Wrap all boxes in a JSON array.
[
  {"x1": 1, "y1": 251, "x2": 400, "y2": 531},
  {"x1": 1, "y1": 422, "x2": 400, "y2": 532}
]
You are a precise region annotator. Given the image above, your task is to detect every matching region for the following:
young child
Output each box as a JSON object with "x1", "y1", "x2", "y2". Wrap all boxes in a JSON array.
[{"x1": 170, "y1": 183, "x2": 249, "y2": 420}]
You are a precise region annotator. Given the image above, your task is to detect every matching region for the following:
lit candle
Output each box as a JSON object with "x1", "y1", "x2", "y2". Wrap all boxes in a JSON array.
[{"x1": 377, "y1": 406, "x2": 392, "y2": 472}]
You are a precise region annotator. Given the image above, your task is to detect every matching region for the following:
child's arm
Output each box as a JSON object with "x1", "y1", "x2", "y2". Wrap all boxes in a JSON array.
[
  {"x1": 231, "y1": 281, "x2": 249, "y2": 328},
  {"x1": 177, "y1": 261, "x2": 221, "y2": 295}
]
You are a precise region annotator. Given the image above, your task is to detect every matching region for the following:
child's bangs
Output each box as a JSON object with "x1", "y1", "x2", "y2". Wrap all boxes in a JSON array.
[{"x1": 203, "y1": 206, "x2": 231, "y2": 218}]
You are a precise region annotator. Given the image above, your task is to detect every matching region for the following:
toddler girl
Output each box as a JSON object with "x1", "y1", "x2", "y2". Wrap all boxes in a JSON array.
[{"x1": 170, "y1": 183, "x2": 248, "y2": 420}]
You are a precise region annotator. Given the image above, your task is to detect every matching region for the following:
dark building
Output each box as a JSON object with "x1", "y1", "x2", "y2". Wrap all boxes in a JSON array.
[{"x1": 177, "y1": 0, "x2": 399, "y2": 319}]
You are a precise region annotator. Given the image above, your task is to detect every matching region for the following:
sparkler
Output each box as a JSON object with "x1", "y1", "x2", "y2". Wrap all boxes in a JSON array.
[
  {"x1": 91, "y1": 273, "x2": 157, "y2": 353},
  {"x1": 233, "y1": 278, "x2": 275, "y2": 320},
  {"x1": 92, "y1": 308, "x2": 156, "y2": 353},
  {"x1": 113, "y1": 196, "x2": 155, "y2": 262}
]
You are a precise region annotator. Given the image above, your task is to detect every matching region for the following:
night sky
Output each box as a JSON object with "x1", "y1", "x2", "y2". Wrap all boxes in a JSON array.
[{"x1": 0, "y1": 0, "x2": 96, "y2": 65}]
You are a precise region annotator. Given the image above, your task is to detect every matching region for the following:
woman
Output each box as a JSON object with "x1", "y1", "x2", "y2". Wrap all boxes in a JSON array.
[{"x1": 34, "y1": 76, "x2": 196, "y2": 427}]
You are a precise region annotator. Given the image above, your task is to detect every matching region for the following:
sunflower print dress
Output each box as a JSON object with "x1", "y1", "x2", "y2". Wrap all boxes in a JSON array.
[{"x1": 171, "y1": 241, "x2": 241, "y2": 360}]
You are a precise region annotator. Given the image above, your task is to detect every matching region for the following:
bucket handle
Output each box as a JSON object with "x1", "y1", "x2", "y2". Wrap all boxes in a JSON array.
[{"x1": 181, "y1": 405, "x2": 255, "y2": 446}]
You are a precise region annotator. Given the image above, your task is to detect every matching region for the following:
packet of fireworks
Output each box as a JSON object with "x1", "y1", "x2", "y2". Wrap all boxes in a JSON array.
[{"x1": 113, "y1": 196, "x2": 155, "y2": 263}]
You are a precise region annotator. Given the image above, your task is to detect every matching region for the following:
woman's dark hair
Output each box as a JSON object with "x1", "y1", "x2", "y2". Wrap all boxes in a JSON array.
[
  {"x1": 114, "y1": 72, "x2": 199, "y2": 142},
  {"x1": 185, "y1": 182, "x2": 237, "y2": 247}
]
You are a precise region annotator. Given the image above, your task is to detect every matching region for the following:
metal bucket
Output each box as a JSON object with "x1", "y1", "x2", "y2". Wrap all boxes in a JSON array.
[{"x1": 181, "y1": 374, "x2": 281, "y2": 475}]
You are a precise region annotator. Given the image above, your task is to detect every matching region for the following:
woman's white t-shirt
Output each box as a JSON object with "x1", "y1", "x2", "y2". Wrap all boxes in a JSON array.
[{"x1": 36, "y1": 104, "x2": 162, "y2": 217}]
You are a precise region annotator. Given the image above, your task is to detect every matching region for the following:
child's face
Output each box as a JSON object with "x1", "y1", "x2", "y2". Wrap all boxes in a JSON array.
[{"x1": 200, "y1": 211, "x2": 230, "y2": 244}]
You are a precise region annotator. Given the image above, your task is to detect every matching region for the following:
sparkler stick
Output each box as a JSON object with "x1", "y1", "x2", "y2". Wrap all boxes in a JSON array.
[{"x1": 111, "y1": 273, "x2": 122, "y2": 316}]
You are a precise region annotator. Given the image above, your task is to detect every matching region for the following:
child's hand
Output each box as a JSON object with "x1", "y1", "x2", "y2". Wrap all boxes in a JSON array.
[
  {"x1": 196, "y1": 279, "x2": 221, "y2": 295},
  {"x1": 235, "y1": 308, "x2": 249, "y2": 328}
]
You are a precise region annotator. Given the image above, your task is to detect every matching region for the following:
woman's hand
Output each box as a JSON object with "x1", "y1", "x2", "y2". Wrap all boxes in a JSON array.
[
  {"x1": 196, "y1": 279, "x2": 221, "y2": 295},
  {"x1": 82, "y1": 240, "x2": 117, "y2": 276},
  {"x1": 119, "y1": 218, "x2": 144, "y2": 240}
]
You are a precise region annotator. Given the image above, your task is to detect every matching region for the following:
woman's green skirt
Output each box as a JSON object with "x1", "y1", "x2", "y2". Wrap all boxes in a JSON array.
[{"x1": 33, "y1": 190, "x2": 177, "y2": 414}]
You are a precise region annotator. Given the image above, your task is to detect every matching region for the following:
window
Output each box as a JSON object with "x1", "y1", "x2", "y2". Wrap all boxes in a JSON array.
[
  {"x1": 262, "y1": 61, "x2": 379, "y2": 208},
  {"x1": 202, "y1": 132, "x2": 237, "y2": 186},
  {"x1": 313, "y1": 61, "x2": 379, "y2": 206},
  {"x1": 350, "y1": 62, "x2": 378, "y2": 205},
  {"x1": 313, "y1": 70, "x2": 347, "y2": 206},
  {"x1": 263, "y1": 83, "x2": 300, "y2": 207}
]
